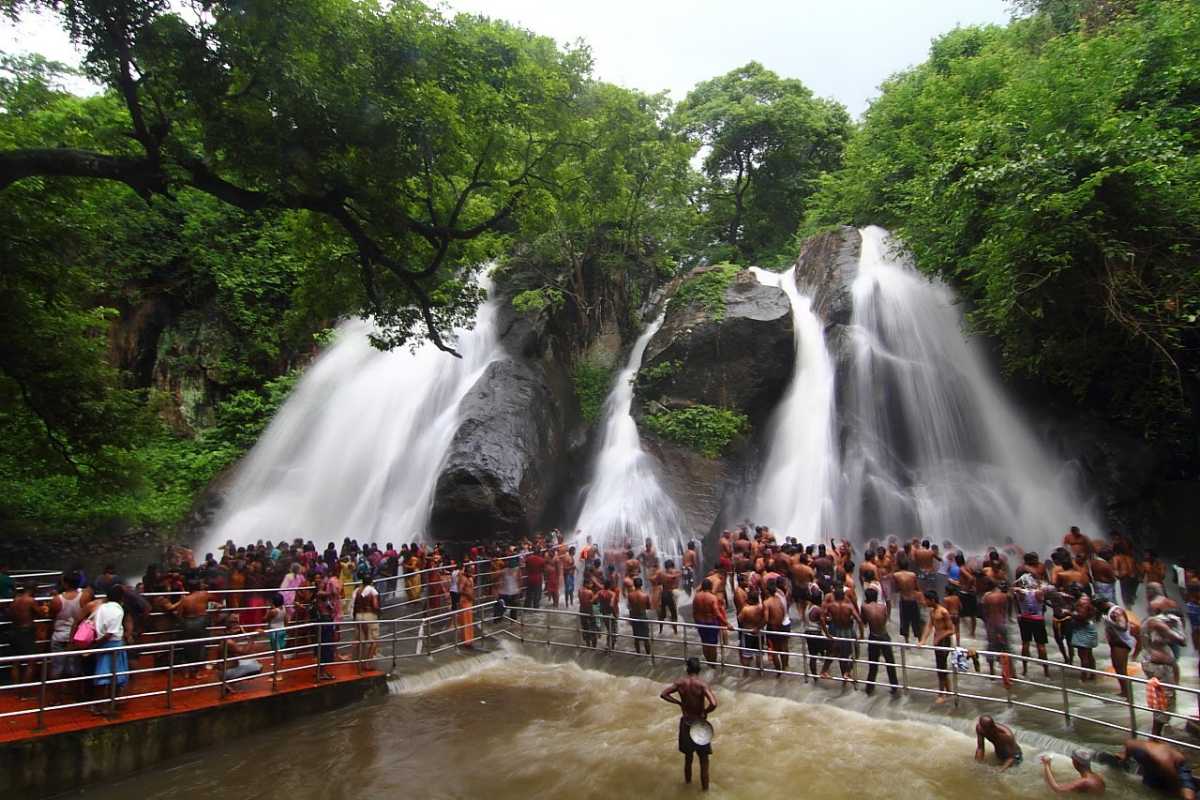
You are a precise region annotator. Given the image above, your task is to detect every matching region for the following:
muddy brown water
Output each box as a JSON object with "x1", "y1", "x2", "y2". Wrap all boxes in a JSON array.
[{"x1": 72, "y1": 643, "x2": 1158, "y2": 800}]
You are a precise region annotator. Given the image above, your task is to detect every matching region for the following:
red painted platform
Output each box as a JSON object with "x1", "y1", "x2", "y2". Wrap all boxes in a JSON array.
[{"x1": 0, "y1": 650, "x2": 383, "y2": 744}]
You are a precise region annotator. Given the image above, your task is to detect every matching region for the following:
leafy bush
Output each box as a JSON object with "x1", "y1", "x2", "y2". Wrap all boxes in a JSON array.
[
  {"x1": 636, "y1": 359, "x2": 682, "y2": 389},
  {"x1": 643, "y1": 405, "x2": 749, "y2": 458},
  {"x1": 668, "y1": 263, "x2": 740, "y2": 320},
  {"x1": 572, "y1": 362, "x2": 614, "y2": 425}
]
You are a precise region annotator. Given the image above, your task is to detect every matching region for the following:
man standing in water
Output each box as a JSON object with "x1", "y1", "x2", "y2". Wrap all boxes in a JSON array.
[{"x1": 661, "y1": 657, "x2": 717, "y2": 792}]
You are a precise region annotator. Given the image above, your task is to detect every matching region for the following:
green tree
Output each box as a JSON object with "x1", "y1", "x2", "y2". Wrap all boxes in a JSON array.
[
  {"x1": 0, "y1": 0, "x2": 593, "y2": 353},
  {"x1": 673, "y1": 62, "x2": 850, "y2": 264}
]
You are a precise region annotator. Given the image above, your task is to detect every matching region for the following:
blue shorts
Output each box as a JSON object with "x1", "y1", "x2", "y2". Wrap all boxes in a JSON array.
[{"x1": 698, "y1": 624, "x2": 720, "y2": 646}]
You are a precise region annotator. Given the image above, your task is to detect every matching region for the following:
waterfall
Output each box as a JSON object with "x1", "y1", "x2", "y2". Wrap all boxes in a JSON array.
[
  {"x1": 572, "y1": 315, "x2": 687, "y2": 559},
  {"x1": 203, "y1": 276, "x2": 503, "y2": 552},
  {"x1": 836, "y1": 226, "x2": 1099, "y2": 552},
  {"x1": 749, "y1": 267, "x2": 838, "y2": 544}
]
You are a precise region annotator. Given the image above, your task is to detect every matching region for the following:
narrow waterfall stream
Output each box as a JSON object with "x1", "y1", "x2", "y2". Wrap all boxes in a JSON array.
[
  {"x1": 749, "y1": 267, "x2": 837, "y2": 544},
  {"x1": 204, "y1": 276, "x2": 503, "y2": 551},
  {"x1": 572, "y1": 315, "x2": 687, "y2": 558}
]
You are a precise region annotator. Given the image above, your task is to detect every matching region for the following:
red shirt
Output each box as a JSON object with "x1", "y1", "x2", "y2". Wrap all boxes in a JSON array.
[{"x1": 524, "y1": 553, "x2": 546, "y2": 585}]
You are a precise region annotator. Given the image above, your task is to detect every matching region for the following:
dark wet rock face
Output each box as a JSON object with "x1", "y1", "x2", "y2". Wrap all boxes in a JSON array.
[
  {"x1": 430, "y1": 356, "x2": 568, "y2": 540},
  {"x1": 639, "y1": 269, "x2": 794, "y2": 426}
]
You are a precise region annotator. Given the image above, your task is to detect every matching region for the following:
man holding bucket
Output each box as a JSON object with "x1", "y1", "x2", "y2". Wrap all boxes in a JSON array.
[{"x1": 661, "y1": 657, "x2": 718, "y2": 791}]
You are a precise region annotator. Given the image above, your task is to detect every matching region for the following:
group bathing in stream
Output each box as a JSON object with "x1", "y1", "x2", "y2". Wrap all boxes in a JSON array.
[{"x1": 1, "y1": 523, "x2": 1197, "y2": 796}]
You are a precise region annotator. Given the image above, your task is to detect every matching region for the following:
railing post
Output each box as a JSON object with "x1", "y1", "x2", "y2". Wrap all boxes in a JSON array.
[
  {"x1": 108, "y1": 649, "x2": 119, "y2": 715},
  {"x1": 391, "y1": 622, "x2": 398, "y2": 670},
  {"x1": 356, "y1": 622, "x2": 364, "y2": 675},
  {"x1": 950, "y1": 655, "x2": 960, "y2": 708},
  {"x1": 35, "y1": 655, "x2": 48, "y2": 730},
  {"x1": 166, "y1": 640, "x2": 175, "y2": 708},
  {"x1": 220, "y1": 639, "x2": 230, "y2": 699},
  {"x1": 425, "y1": 620, "x2": 434, "y2": 657},
  {"x1": 1060, "y1": 664, "x2": 1072, "y2": 728},
  {"x1": 719, "y1": 632, "x2": 725, "y2": 674},
  {"x1": 682, "y1": 624, "x2": 689, "y2": 660},
  {"x1": 272, "y1": 643, "x2": 280, "y2": 692},
  {"x1": 800, "y1": 634, "x2": 808, "y2": 682},
  {"x1": 648, "y1": 621, "x2": 656, "y2": 665},
  {"x1": 1125, "y1": 677, "x2": 1138, "y2": 738},
  {"x1": 546, "y1": 612, "x2": 552, "y2": 650},
  {"x1": 315, "y1": 624, "x2": 322, "y2": 685},
  {"x1": 899, "y1": 644, "x2": 909, "y2": 695}
]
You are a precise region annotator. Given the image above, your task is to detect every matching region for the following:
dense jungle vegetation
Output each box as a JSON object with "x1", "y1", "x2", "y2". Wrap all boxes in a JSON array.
[{"x1": 0, "y1": 0, "x2": 1196, "y2": 534}]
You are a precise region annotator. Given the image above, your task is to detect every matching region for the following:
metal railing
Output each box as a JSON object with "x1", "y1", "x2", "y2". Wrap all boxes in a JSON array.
[
  {"x1": 499, "y1": 604, "x2": 1200, "y2": 755},
  {"x1": 0, "y1": 598, "x2": 501, "y2": 729}
]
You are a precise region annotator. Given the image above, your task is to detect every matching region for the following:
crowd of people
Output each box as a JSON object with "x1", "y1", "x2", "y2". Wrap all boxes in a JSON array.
[{"x1": 1, "y1": 524, "x2": 1198, "y2": 795}]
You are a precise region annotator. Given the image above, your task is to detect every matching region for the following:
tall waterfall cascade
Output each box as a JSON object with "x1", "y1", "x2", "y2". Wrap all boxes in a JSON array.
[
  {"x1": 204, "y1": 276, "x2": 503, "y2": 552},
  {"x1": 749, "y1": 267, "x2": 838, "y2": 545},
  {"x1": 572, "y1": 315, "x2": 688, "y2": 558},
  {"x1": 753, "y1": 227, "x2": 1100, "y2": 552}
]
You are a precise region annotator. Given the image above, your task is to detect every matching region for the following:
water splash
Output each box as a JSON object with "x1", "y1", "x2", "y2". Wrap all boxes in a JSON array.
[
  {"x1": 203, "y1": 276, "x2": 503, "y2": 552},
  {"x1": 572, "y1": 315, "x2": 687, "y2": 559},
  {"x1": 749, "y1": 267, "x2": 837, "y2": 544},
  {"x1": 837, "y1": 227, "x2": 1100, "y2": 552}
]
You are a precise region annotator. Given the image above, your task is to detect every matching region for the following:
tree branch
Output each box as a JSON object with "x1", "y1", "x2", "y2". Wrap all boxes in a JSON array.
[{"x1": 0, "y1": 148, "x2": 166, "y2": 197}]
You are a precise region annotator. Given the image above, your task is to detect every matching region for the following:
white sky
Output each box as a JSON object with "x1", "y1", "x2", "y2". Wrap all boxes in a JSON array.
[{"x1": 3, "y1": 1, "x2": 1014, "y2": 117}]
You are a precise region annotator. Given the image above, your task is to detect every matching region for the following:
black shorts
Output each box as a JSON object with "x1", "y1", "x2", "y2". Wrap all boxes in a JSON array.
[
  {"x1": 806, "y1": 629, "x2": 827, "y2": 656},
  {"x1": 767, "y1": 626, "x2": 789, "y2": 652},
  {"x1": 935, "y1": 637, "x2": 953, "y2": 673},
  {"x1": 742, "y1": 632, "x2": 762, "y2": 651},
  {"x1": 679, "y1": 717, "x2": 712, "y2": 756},
  {"x1": 1018, "y1": 616, "x2": 1047, "y2": 645},
  {"x1": 10, "y1": 626, "x2": 37, "y2": 657},
  {"x1": 960, "y1": 593, "x2": 978, "y2": 618},
  {"x1": 900, "y1": 600, "x2": 923, "y2": 638},
  {"x1": 631, "y1": 618, "x2": 649, "y2": 640}
]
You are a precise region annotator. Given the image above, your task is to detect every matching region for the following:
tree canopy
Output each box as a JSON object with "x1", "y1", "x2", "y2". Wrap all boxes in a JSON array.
[{"x1": 673, "y1": 61, "x2": 850, "y2": 265}]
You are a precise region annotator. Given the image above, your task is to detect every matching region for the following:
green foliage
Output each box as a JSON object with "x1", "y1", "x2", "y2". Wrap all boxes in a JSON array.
[
  {"x1": 809, "y1": 0, "x2": 1200, "y2": 452},
  {"x1": 642, "y1": 405, "x2": 749, "y2": 458},
  {"x1": 672, "y1": 62, "x2": 851, "y2": 264},
  {"x1": 572, "y1": 361, "x2": 614, "y2": 425},
  {"x1": 512, "y1": 287, "x2": 566, "y2": 316},
  {"x1": 636, "y1": 359, "x2": 682, "y2": 390},
  {"x1": 669, "y1": 263, "x2": 740, "y2": 320}
]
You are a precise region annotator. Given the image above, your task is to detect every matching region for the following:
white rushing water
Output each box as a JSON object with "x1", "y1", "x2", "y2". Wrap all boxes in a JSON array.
[
  {"x1": 752, "y1": 228, "x2": 1100, "y2": 552},
  {"x1": 749, "y1": 267, "x2": 838, "y2": 544},
  {"x1": 572, "y1": 315, "x2": 687, "y2": 558},
  {"x1": 203, "y1": 276, "x2": 502, "y2": 552},
  {"x1": 835, "y1": 226, "x2": 1100, "y2": 552}
]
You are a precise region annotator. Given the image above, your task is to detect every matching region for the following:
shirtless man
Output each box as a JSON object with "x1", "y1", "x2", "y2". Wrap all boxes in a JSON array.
[
  {"x1": 790, "y1": 553, "x2": 816, "y2": 618},
  {"x1": 682, "y1": 541, "x2": 698, "y2": 596},
  {"x1": 1143, "y1": 607, "x2": 1188, "y2": 737},
  {"x1": 824, "y1": 584, "x2": 863, "y2": 687},
  {"x1": 921, "y1": 590, "x2": 955, "y2": 703},
  {"x1": 894, "y1": 556, "x2": 923, "y2": 642},
  {"x1": 1041, "y1": 751, "x2": 1106, "y2": 794},
  {"x1": 692, "y1": 579, "x2": 729, "y2": 665},
  {"x1": 737, "y1": 587, "x2": 766, "y2": 674},
  {"x1": 169, "y1": 579, "x2": 215, "y2": 678},
  {"x1": 982, "y1": 582, "x2": 1012, "y2": 676},
  {"x1": 914, "y1": 539, "x2": 938, "y2": 597},
  {"x1": 1113, "y1": 544, "x2": 1138, "y2": 607},
  {"x1": 763, "y1": 578, "x2": 791, "y2": 674},
  {"x1": 659, "y1": 559, "x2": 682, "y2": 634},
  {"x1": 8, "y1": 583, "x2": 48, "y2": 693},
  {"x1": 628, "y1": 578, "x2": 653, "y2": 655},
  {"x1": 975, "y1": 715, "x2": 1023, "y2": 770},
  {"x1": 861, "y1": 586, "x2": 899, "y2": 694},
  {"x1": 578, "y1": 580, "x2": 599, "y2": 648},
  {"x1": 661, "y1": 657, "x2": 718, "y2": 791},
  {"x1": 1090, "y1": 549, "x2": 1118, "y2": 606},
  {"x1": 1108, "y1": 739, "x2": 1195, "y2": 800},
  {"x1": 1056, "y1": 554, "x2": 1090, "y2": 593},
  {"x1": 1141, "y1": 551, "x2": 1168, "y2": 587},
  {"x1": 1064, "y1": 526, "x2": 1092, "y2": 559},
  {"x1": 597, "y1": 578, "x2": 620, "y2": 651}
]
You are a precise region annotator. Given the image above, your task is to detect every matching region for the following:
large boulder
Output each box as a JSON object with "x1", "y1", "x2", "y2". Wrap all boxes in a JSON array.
[
  {"x1": 638, "y1": 267, "x2": 794, "y2": 425},
  {"x1": 429, "y1": 297, "x2": 577, "y2": 541},
  {"x1": 631, "y1": 265, "x2": 796, "y2": 545}
]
